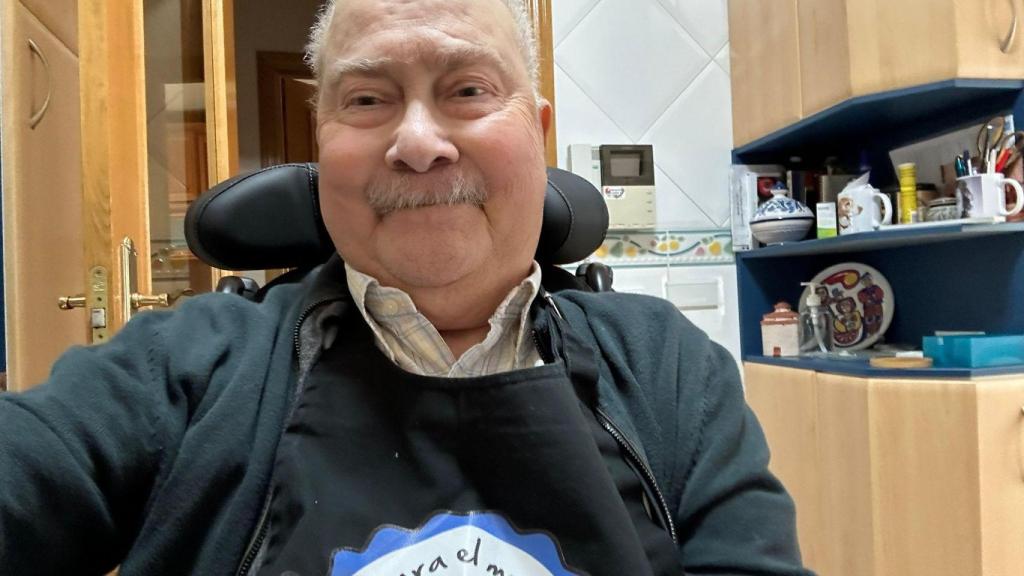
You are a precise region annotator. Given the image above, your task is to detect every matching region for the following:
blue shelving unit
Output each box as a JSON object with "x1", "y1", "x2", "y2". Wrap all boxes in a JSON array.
[
  {"x1": 732, "y1": 79, "x2": 1024, "y2": 378},
  {"x1": 736, "y1": 222, "x2": 1024, "y2": 377}
]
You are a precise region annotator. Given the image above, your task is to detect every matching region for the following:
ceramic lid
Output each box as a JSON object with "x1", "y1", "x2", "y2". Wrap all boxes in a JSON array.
[
  {"x1": 751, "y1": 189, "x2": 814, "y2": 223},
  {"x1": 927, "y1": 197, "x2": 957, "y2": 208},
  {"x1": 761, "y1": 301, "x2": 799, "y2": 325}
]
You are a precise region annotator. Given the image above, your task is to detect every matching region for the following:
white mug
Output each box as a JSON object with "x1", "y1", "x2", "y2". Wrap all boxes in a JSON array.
[
  {"x1": 837, "y1": 187, "x2": 893, "y2": 234},
  {"x1": 956, "y1": 173, "x2": 1024, "y2": 219}
]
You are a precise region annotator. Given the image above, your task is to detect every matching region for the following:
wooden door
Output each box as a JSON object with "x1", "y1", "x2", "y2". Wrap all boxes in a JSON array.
[
  {"x1": 256, "y1": 51, "x2": 317, "y2": 167},
  {"x1": 77, "y1": 0, "x2": 237, "y2": 329},
  {"x1": 0, "y1": 0, "x2": 238, "y2": 390}
]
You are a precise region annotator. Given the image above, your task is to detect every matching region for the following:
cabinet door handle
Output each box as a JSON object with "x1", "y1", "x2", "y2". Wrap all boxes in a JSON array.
[
  {"x1": 1019, "y1": 406, "x2": 1024, "y2": 482},
  {"x1": 27, "y1": 39, "x2": 52, "y2": 129},
  {"x1": 1001, "y1": 0, "x2": 1019, "y2": 54}
]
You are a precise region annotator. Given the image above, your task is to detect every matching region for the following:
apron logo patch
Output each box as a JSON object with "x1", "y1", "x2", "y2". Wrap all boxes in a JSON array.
[{"x1": 329, "y1": 511, "x2": 582, "y2": 576}]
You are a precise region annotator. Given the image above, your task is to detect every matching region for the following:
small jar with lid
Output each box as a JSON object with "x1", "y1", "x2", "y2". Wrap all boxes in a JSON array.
[{"x1": 761, "y1": 301, "x2": 800, "y2": 357}]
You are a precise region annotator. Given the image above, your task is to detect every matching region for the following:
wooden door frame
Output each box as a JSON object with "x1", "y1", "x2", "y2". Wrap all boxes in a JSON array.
[
  {"x1": 526, "y1": 0, "x2": 558, "y2": 167},
  {"x1": 79, "y1": 0, "x2": 151, "y2": 337}
]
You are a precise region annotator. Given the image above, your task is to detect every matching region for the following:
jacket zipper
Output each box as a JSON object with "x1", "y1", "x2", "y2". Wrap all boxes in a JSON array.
[
  {"x1": 235, "y1": 297, "x2": 344, "y2": 576},
  {"x1": 595, "y1": 407, "x2": 678, "y2": 544},
  {"x1": 531, "y1": 306, "x2": 679, "y2": 546}
]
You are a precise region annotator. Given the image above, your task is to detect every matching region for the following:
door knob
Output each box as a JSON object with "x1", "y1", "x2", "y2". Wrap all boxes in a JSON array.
[
  {"x1": 57, "y1": 295, "x2": 86, "y2": 310},
  {"x1": 130, "y1": 289, "x2": 194, "y2": 309},
  {"x1": 130, "y1": 293, "x2": 169, "y2": 309}
]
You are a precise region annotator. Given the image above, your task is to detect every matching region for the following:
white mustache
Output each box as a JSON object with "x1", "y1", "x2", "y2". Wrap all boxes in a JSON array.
[{"x1": 365, "y1": 170, "x2": 489, "y2": 216}]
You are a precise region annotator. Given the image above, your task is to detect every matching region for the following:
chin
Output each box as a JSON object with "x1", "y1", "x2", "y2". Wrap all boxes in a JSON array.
[
  {"x1": 368, "y1": 206, "x2": 483, "y2": 284},
  {"x1": 376, "y1": 233, "x2": 489, "y2": 291}
]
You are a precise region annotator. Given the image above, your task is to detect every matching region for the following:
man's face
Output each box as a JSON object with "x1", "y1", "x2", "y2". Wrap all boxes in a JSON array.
[{"x1": 315, "y1": 0, "x2": 551, "y2": 298}]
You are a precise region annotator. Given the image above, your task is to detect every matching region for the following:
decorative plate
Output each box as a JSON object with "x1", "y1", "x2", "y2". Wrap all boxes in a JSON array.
[{"x1": 798, "y1": 262, "x2": 895, "y2": 351}]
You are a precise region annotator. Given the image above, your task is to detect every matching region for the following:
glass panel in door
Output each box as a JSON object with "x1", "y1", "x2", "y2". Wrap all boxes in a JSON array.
[{"x1": 143, "y1": 0, "x2": 216, "y2": 299}]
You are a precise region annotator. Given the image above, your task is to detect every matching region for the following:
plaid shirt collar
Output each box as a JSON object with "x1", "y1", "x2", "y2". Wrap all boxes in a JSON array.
[{"x1": 344, "y1": 262, "x2": 543, "y2": 377}]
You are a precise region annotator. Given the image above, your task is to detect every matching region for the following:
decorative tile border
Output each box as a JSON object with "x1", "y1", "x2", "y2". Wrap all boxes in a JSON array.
[{"x1": 586, "y1": 229, "x2": 735, "y2": 266}]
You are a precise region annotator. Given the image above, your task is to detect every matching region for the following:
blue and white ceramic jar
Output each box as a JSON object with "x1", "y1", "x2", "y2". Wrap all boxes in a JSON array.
[{"x1": 750, "y1": 185, "x2": 814, "y2": 245}]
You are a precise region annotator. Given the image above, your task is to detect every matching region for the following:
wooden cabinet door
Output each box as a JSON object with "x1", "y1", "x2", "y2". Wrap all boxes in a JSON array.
[
  {"x1": 18, "y1": 0, "x2": 77, "y2": 54},
  {"x1": 814, "y1": 372, "x2": 874, "y2": 576},
  {"x1": 869, "y1": 377, "x2": 984, "y2": 576},
  {"x1": 3, "y1": 2, "x2": 87, "y2": 390},
  {"x1": 797, "y1": 0, "x2": 853, "y2": 117},
  {"x1": 956, "y1": 0, "x2": 1024, "y2": 79},
  {"x1": 727, "y1": 0, "x2": 803, "y2": 147},
  {"x1": 742, "y1": 362, "x2": 823, "y2": 572},
  {"x1": 843, "y1": 0, "x2": 960, "y2": 96},
  {"x1": 974, "y1": 377, "x2": 1024, "y2": 575},
  {"x1": 800, "y1": 0, "x2": 1024, "y2": 115}
]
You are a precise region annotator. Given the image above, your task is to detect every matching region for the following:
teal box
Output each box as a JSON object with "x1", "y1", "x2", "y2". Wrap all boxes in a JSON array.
[{"x1": 922, "y1": 335, "x2": 1024, "y2": 368}]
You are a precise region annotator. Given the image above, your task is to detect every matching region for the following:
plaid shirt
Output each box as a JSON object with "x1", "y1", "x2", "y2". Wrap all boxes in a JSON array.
[{"x1": 344, "y1": 262, "x2": 543, "y2": 377}]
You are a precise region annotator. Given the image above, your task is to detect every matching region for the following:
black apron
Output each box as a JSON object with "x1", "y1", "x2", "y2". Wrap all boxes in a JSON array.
[{"x1": 257, "y1": 295, "x2": 679, "y2": 575}]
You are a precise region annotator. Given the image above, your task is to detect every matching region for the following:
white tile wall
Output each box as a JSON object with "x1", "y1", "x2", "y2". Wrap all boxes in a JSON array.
[{"x1": 553, "y1": 0, "x2": 733, "y2": 229}]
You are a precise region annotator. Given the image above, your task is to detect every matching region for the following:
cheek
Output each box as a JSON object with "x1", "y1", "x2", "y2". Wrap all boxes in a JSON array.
[
  {"x1": 317, "y1": 127, "x2": 383, "y2": 255},
  {"x1": 462, "y1": 113, "x2": 547, "y2": 197}
]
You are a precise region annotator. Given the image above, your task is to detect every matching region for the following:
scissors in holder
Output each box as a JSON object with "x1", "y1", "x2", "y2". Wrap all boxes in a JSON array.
[
  {"x1": 995, "y1": 131, "x2": 1024, "y2": 173},
  {"x1": 977, "y1": 116, "x2": 1007, "y2": 172}
]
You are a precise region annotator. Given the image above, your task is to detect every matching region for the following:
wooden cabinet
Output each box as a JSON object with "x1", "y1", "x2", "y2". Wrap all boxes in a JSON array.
[
  {"x1": 18, "y1": 0, "x2": 77, "y2": 54},
  {"x1": 2, "y1": 1, "x2": 86, "y2": 389},
  {"x1": 729, "y1": 0, "x2": 1024, "y2": 145},
  {"x1": 727, "y1": 0, "x2": 802, "y2": 147},
  {"x1": 745, "y1": 362, "x2": 1024, "y2": 576}
]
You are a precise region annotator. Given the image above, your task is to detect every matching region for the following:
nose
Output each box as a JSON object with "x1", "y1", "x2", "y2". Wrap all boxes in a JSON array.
[{"x1": 385, "y1": 101, "x2": 459, "y2": 173}]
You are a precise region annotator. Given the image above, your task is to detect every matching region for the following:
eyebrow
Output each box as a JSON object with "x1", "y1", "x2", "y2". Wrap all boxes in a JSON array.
[{"x1": 322, "y1": 44, "x2": 516, "y2": 93}]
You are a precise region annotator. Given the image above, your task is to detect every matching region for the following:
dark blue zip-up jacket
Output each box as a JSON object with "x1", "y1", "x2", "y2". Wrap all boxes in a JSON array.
[{"x1": 0, "y1": 259, "x2": 812, "y2": 575}]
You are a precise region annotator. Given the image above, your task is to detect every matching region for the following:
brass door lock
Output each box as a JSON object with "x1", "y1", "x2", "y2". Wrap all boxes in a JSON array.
[
  {"x1": 58, "y1": 295, "x2": 86, "y2": 310},
  {"x1": 57, "y1": 267, "x2": 111, "y2": 342}
]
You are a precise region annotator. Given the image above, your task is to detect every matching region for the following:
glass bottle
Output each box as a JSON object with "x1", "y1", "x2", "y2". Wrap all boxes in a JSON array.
[{"x1": 799, "y1": 282, "x2": 835, "y2": 355}]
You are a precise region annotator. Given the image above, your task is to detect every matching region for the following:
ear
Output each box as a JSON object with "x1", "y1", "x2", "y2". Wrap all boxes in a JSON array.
[{"x1": 537, "y1": 98, "x2": 553, "y2": 137}]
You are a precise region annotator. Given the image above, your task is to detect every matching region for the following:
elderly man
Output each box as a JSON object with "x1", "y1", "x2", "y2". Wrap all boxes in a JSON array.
[{"x1": 0, "y1": 1, "x2": 812, "y2": 575}]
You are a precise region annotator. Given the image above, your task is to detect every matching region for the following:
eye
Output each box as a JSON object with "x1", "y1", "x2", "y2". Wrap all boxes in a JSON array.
[
  {"x1": 454, "y1": 86, "x2": 487, "y2": 98},
  {"x1": 348, "y1": 95, "x2": 383, "y2": 107}
]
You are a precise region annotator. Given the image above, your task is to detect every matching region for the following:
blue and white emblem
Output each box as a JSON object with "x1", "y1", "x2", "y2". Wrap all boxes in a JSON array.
[{"x1": 329, "y1": 511, "x2": 583, "y2": 575}]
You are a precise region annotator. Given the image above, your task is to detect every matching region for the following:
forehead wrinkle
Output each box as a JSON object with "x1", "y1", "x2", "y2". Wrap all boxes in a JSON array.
[{"x1": 323, "y1": 42, "x2": 519, "y2": 94}]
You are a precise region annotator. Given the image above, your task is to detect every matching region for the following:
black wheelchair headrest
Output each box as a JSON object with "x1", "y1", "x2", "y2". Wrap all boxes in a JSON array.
[{"x1": 185, "y1": 163, "x2": 609, "y2": 271}]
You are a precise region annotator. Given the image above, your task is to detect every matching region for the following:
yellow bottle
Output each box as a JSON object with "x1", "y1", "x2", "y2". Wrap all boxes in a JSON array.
[{"x1": 897, "y1": 162, "x2": 918, "y2": 224}]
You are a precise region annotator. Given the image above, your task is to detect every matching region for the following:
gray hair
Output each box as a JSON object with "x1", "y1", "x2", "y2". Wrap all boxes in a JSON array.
[{"x1": 305, "y1": 0, "x2": 540, "y2": 95}]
